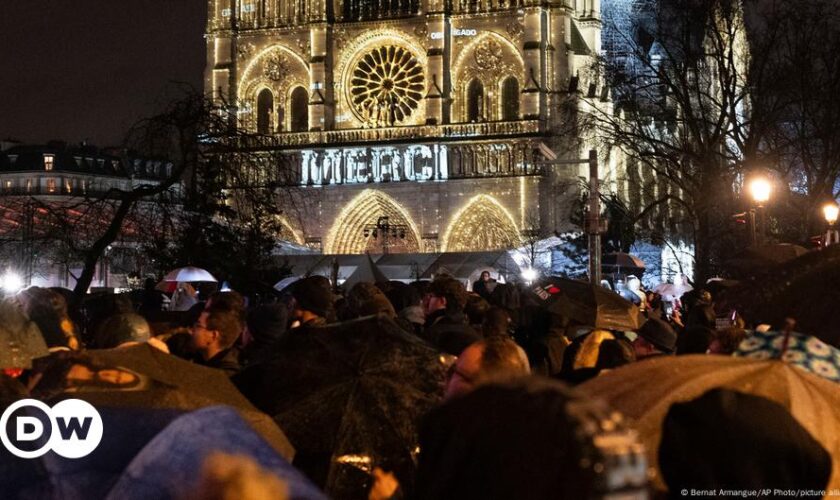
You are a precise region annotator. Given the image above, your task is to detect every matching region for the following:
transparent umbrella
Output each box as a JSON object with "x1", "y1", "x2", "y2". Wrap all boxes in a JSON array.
[{"x1": 163, "y1": 266, "x2": 218, "y2": 283}]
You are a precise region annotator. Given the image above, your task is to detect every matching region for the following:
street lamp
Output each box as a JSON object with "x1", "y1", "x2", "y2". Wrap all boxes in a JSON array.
[
  {"x1": 823, "y1": 201, "x2": 839, "y2": 246},
  {"x1": 747, "y1": 175, "x2": 772, "y2": 246}
]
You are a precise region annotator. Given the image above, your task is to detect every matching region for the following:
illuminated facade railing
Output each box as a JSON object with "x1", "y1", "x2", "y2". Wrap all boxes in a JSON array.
[{"x1": 235, "y1": 120, "x2": 542, "y2": 149}]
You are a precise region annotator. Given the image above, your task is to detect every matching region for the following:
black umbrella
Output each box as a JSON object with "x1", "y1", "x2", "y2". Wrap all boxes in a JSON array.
[
  {"x1": 532, "y1": 277, "x2": 645, "y2": 331},
  {"x1": 602, "y1": 252, "x2": 646, "y2": 270},
  {"x1": 234, "y1": 314, "x2": 448, "y2": 500},
  {"x1": 0, "y1": 300, "x2": 49, "y2": 370},
  {"x1": 30, "y1": 345, "x2": 294, "y2": 459}
]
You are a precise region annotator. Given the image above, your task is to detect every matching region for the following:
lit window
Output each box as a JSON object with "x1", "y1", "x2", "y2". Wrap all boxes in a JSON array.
[
  {"x1": 65, "y1": 180, "x2": 72, "y2": 193},
  {"x1": 4, "y1": 180, "x2": 11, "y2": 191},
  {"x1": 222, "y1": 8, "x2": 231, "y2": 16},
  {"x1": 44, "y1": 154, "x2": 54, "y2": 171},
  {"x1": 8, "y1": 155, "x2": 17, "y2": 165},
  {"x1": 47, "y1": 179, "x2": 56, "y2": 193}
]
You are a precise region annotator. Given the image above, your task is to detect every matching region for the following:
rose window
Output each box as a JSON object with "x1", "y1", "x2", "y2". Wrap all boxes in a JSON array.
[{"x1": 349, "y1": 46, "x2": 424, "y2": 126}]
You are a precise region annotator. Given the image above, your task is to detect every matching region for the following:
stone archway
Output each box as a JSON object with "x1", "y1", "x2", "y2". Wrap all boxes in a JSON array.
[
  {"x1": 442, "y1": 194, "x2": 521, "y2": 252},
  {"x1": 324, "y1": 189, "x2": 422, "y2": 254}
]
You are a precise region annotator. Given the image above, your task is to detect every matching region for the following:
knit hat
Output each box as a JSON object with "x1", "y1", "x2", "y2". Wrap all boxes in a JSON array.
[
  {"x1": 636, "y1": 318, "x2": 677, "y2": 353},
  {"x1": 291, "y1": 276, "x2": 334, "y2": 318}
]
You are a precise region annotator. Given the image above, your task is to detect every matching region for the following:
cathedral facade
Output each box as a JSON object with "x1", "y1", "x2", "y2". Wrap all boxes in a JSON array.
[{"x1": 205, "y1": 0, "x2": 606, "y2": 254}]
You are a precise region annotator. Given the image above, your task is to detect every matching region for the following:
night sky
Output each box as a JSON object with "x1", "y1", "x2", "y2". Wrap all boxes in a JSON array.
[{"x1": 0, "y1": 0, "x2": 207, "y2": 147}]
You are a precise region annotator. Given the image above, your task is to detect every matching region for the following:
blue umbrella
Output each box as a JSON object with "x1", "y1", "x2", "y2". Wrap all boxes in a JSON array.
[
  {"x1": 735, "y1": 329, "x2": 840, "y2": 383},
  {"x1": 105, "y1": 406, "x2": 326, "y2": 500}
]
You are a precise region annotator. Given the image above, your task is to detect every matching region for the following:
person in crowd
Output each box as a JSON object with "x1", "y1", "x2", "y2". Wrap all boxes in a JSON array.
[
  {"x1": 414, "y1": 377, "x2": 648, "y2": 500},
  {"x1": 290, "y1": 276, "x2": 336, "y2": 328},
  {"x1": 676, "y1": 325, "x2": 715, "y2": 355},
  {"x1": 17, "y1": 286, "x2": 80, "y2": 351},
  {"x1": 487, "y1": 283, "x2": 521, "y2": 328},
  {"x1": 464, "y1": 295, "x2": 490, "y2": 331},
  {"x1": 708, "y1": 326, "x2": 747, "y2": 355},
  {"x1": 347, "y1": 282, "x2": 397, "y2": 319},
  {"x1": 481, "y1": 306, "x2": 511, "y2": 338},
  {"x1": 472, "y1": 271, "x2": 497, "y2": 300},
  {"x1": 659, "y1": 389, "x2": 831, "y2": 497},
  {"x1": 138, "y1": 277, "x2": 165, "y2": 317},
  {"x1": 92, "y1": 313, "x2": 169, "y2": 352},
  {"x1": 190, "y1": 307, "x2": 244, "y2": 376},
  {"x1": 517, "y1": 306, "x2": 569, "y2": 377},
  {"x1": 595, "y1": 338, "x2": 635, "y2": 370},
  {"x1": 423, "y1": 277, "x2": 480, "y2": 356},
  {"x1": 632, "y1": 317, "x2": 677, "y2": 359},
  {"x1": 645, "y1": 291, "x2": 665, "y2": 319},
  {"x1": 444, "y1": 337, "x2": 530, "y2": 400},
  {"x1": 170, "y1": 282, "x2": 199, "y2": 312},
  {"x1": 240, "y1": 303, "x2": 288, "y2": 367},
  {"x1": 386, "y1": 284, "x2": 425, "y2": 336}
]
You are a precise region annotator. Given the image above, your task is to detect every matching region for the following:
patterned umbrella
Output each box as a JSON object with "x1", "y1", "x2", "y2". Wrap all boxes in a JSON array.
[
  {"x1": 734, "y1": 329, "x2": 840, "y2": 383},
  {"x1": 581, "y1": 355, "x2": 840, "y2": 493}
]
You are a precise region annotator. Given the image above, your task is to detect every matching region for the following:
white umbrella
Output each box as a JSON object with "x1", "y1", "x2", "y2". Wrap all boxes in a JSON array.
[
  {"x1": 163, "y1": 266, "x2": 218, "y2": 283},
  {"x1": 273, "y1": 276, "x2": 302, "y2": 293},
  {"x1": 653, "y1": 282, "x2": 692, "y2": 301}
]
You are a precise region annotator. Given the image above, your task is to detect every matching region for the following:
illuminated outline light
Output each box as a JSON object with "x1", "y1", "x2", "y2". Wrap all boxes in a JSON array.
[
  {"x1": 324, "y1": 189, "x2": 422, "y2": 254},
  {"x1": 441, "y1": 194, "x2": 521, "y2": 252}
]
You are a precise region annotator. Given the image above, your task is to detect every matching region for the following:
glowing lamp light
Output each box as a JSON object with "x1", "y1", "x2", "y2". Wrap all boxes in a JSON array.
[
  {"x1": 748, "y1": 176, "x2": 772, "y2": 204},
  {"x1": 521, "y1": 267, "x2": 539, "y2": 283},
  {"x1": 1, "y1": 271, "x2": 23, "y2": 293},
  {"x1": 824, "y1": 202, "x2": 840, "y2": 226}
]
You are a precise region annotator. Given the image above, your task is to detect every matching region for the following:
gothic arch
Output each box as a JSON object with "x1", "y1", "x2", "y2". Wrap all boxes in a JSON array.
[
  {"x1": 442, "y1": 194, "x2": 521, "y2": 252},
  {"x1": 324, "y1": 189, "x2": 422, "y2": 254},
  {"x1": 238, "y1": 45, "x2": 309, "y2": 132},
  {"x1": 452, "y1": 32, "x2": 524, "y2": 122}
]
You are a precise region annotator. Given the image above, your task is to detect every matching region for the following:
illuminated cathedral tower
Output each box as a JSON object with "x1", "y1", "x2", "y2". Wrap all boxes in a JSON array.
[{"x1": 205, "y1": 0, "x2": 606, "y2": 253}]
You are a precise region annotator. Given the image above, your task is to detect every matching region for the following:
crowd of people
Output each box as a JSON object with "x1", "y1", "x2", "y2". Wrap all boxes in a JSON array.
[{"x1": 0, "y1": 270, "x2": 835, "y2": 499}]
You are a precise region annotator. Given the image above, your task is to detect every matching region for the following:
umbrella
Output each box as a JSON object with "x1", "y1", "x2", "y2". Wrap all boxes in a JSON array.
[
  {"x1": 581, "y1": 355, "x2": 840, "y2": 492},
  {"x1": 163, "y1": 266, "x2": 218, "y2": 283},
  {"x1": 32, "y1": 344, "x2": 294, "y2": 459},
  {"x1": 734, "y1": 329, "x2": 840, "y2": 383},
  {"x1": 653, "y1": 282, "x2": 693, "y2": 301},
  {"x1": 531, "y1": 277, "x2": 645, "y2": 331},
  {"x1": 105, "y1": 406, "x2": 326, "y2": 500},
  {"x1": 601, "y1": 252, "x2": 646, "y2": 270},
  {"x1": 0, "y1": 300, "x2": 49, "y2": 369},
  {"x1": 274, "y1": 276, "x2": 302, "y2": 293},
  {"x1": 0, "y1": 406, "x2": 325, "y2": 500},
  {"x1": 234, "y1": 314, "x2": 448, "y2": 499}
]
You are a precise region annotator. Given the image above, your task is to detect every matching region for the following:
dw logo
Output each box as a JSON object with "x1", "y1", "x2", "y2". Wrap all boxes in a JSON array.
[{"x1": 1, "y1": 399, "x2": 103, "y2": 459}]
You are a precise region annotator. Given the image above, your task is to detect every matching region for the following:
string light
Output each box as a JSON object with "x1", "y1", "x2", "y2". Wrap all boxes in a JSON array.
[
  {"x1": 441, "y1": 194, "x2": 521, "y2": 252},
  {"x1": 324, "y1": 189, "x2": 421, "y2": 253}
]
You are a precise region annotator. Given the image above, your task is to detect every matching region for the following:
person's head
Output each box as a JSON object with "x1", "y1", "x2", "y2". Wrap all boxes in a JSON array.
[
  {"x1": 676, "y1": 325, "x2": 715, "y2": 355},
  {"x1": 660, "y1": 389, "x2": 831, "y2": 497},
  {"x1": 246, "y1": 303, "x2": 289, "y2": 346},
  {"x1": 633, "y1": 318, "x2": 676, "y2": 358},
  {"x1": 17, "y1": 286, "x2": 78, "y2": 350},
  {"x1": 385, "y1": 283, "x2": 422, "y2": 313},
  {"x1": 191, "y1": 308, "x2": 244, "y2": 360},
  {"x1": 709, "y1": 327, "x2": 747, "y2": 355},
  {"x1": 206, "y1": 290, "x2": 246, "y2": 316},
  {"x1": 426, "y1": 277, "x2": 467, "y2": 317},
  {"x1": 481, "y1": 307, "x2": 511, "y2": 338},
  {"x1": 348, "y1": 282, "x2": 393, "y2": 318},
  {"x1": 445, "y1": 337, "x2": 530, "y2": 400},
  {"x1": 595, "y1": 338, "x2": 635, "y2": 370},
  {"x1": 93, "y1": 313, "x2": 152, "y2": 349},
  {"x1": 464, "y1": 295, "x2": 490, "y2": 326},
  {"x1": 418, "y1": 377, "x2": 648, "y2": 500},
  {"x1": 290, "y1": 276, "x2": 335, "y2": 323},
  {"x1": 480, "y1": 271, "x2": 491, "y2": 282}
]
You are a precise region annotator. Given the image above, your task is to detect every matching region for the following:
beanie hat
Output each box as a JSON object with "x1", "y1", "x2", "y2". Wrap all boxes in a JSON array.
[{"x1": 291, "y1": 277, "x2": 334, "y2": 318}]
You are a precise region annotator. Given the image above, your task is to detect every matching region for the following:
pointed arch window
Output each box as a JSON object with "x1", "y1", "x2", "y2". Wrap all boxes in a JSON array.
[
  {"x1": 501, "y1": 77, "x2": 519, "y2": 121},
  {"x1": 290, "y1": 87, "x2": 308, "y2": 132},
  {"x1": 466, "y1": 79, "x2": 485, "y2": 123},
  {"x1": 256, "y1": 88, "x2": 274, "y2": 134}
]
